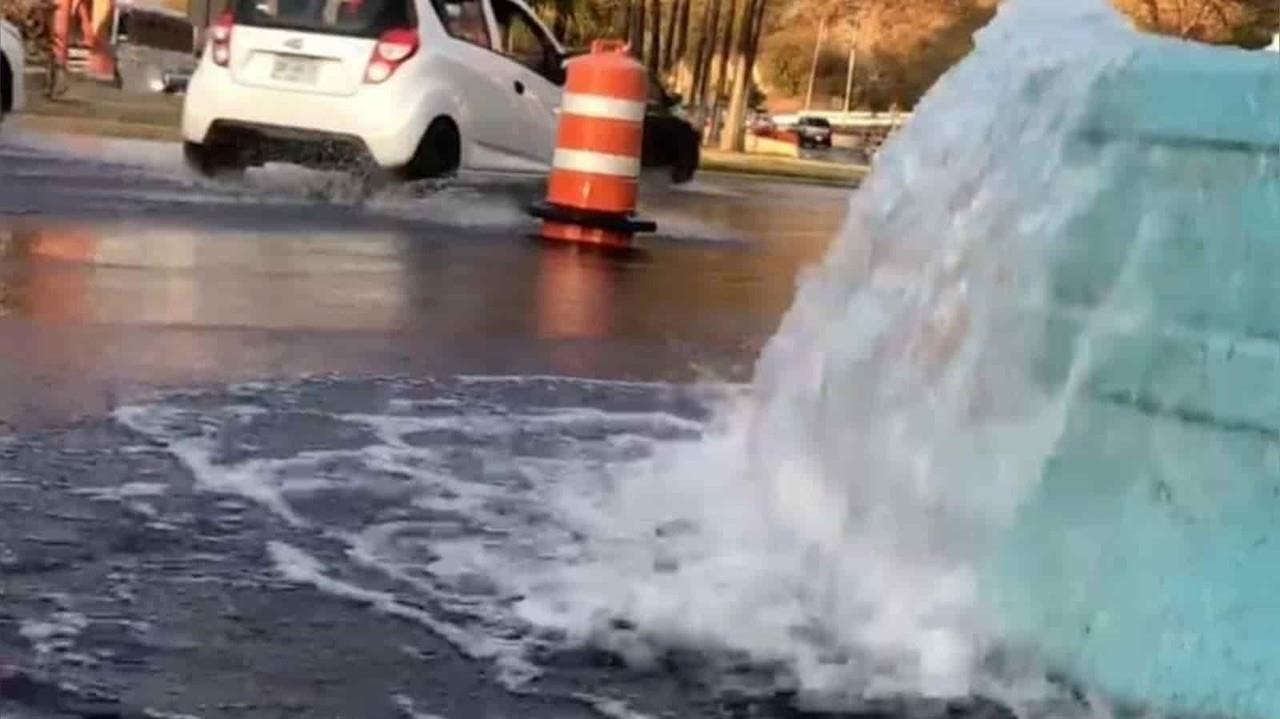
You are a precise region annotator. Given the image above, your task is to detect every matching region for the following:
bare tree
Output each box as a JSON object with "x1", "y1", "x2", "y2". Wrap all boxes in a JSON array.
[
  {"x1": 672, "y1": 0, "x2": 692, "y2": 72},
  {"x1": 648, "y1": 0, "x2": 662, "y2": 75},
  {"x1": 720, "y1": 0, "x2": 769, "y2": 150},
  {"x1": 623, "y1": 0, "x2": 633, "y2": 49},
  {"x1": 1174, "y1": 0, "x2": 1230, "y2": 37},
  {"x1": 1113, "y1": 0, "x2": 1277, "y2": 44},
  {"x1": 693, "y1": 0, "x2": 723, "y2": 107},
  {"x1": 705, "y1": 0, "x2": 739, "y2": 140},
  {"x1": 662, "y1": 0, "x2": 679, "y2": 71},
  {"x1": 551, "y1": 0, "x2": 571, "y2": 41},
  {"x1": 628, "y1": 0, "x2": 645, "y2": 56},
  {"x1": 1141, "y1": 0, "x2": 1162, "y2": 28}
]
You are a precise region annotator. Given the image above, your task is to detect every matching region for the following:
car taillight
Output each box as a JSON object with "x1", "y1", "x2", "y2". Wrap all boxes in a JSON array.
[
  {"x1": 365, "y1": 28, "x2": 418, "y2": 84},
  {"x1": 210, "y1": 10, "x2": 234, "y2": 67}
]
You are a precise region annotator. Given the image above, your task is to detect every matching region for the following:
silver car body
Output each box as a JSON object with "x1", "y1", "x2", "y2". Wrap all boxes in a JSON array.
[{"x1": 1, "y1": 19, "x2": 26, "y2": 116}]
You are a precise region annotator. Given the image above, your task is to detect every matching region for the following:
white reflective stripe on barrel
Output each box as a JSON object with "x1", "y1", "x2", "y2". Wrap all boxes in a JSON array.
[
  {"x1": 552, "y1": 149, "x2": 642, "y2": 177},
  {"x1": 560, "y1": 93, "x2": 647, "y2": 122}
]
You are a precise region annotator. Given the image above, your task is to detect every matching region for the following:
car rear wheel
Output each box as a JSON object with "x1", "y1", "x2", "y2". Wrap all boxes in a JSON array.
[
  {"x1": 402, "y1": 117, "x2": 461, "y2": 181},
  {"x1": 1, "y1": 57, "x2": 12, "y2": 119},
  {"x1": 670, "y1": 128, "x2": 699, "y2": 185},
  {"x1": 183, "y1": 141, "x2": 245, "y2": 179}
]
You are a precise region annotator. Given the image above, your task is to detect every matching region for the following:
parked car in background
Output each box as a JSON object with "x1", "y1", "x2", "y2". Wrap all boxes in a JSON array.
[
  {"x1": 748, "y1": 111, "x2": 775, "y2": 134},
  {"x1": 1, "y1": 19, "x2": 26, "y2": 121},
  {"x1": 796, "y1": 116, "x2": 832, "y2": 148},
  {"x1": 181, "y1": 0, "x2": 698, "y2": 183}
]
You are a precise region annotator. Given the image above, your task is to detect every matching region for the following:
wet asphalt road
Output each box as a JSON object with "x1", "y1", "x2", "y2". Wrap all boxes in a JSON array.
[
  {"x1": 0, "y1": 128, "x2": 863, "y2": 719},
  {"x1": 0, "y1": 128, "x2": 848, "y2": 430}
]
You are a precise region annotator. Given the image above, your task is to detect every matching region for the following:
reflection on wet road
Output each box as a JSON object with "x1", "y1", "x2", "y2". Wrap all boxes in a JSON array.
[{"x1": 0, "y1": 131, "x2": 849, "y2": 429}]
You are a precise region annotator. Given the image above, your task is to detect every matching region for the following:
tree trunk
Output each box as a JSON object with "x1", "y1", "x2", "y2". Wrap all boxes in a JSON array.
[
  {"x1": 1179, "y1": 0, "x2": 1223, "y2": 38},
  {"x1": 552, "y1": 0, "x2": 570, "y2": 42},
  {"x1": 648, "y1": 0, "x2": 662, "y2": 75},
  {"x1": 628, "y1": 0, "x2": 645, "y2": 57},
  {"x1": 708, "y1": 0, "x2": 738, "y2": 141},
  {"x1": 694, "y1": 0, "x2": 722, "y2": 109},
  {"x1": 714, "y1": 0, "x2": 737, "y2": 100},
  {"x1": 672, "y1": 0, "x2": 691, "y2": 72},
  {"x1": 623, "y1": 0, "x2": 633, "y2": 49},
  {"x1": 688, "y1": 0, "x2": 710, "y2": 102},
  {"x1": 1142, "y1": 0, "x2": 1161, "y2": 27},
  {"x1": 719, "y1": 0, "x2": 767, "y2": 151},
  {"x1": 804, "y1": 15, "x2": 827, "y2": 111},
  {"x1": 662, "y1": 0, "x2": 678, "y2": 72}
]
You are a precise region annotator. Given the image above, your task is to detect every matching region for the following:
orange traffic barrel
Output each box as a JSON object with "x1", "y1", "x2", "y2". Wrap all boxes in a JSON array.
[{"x1": 528, "y1": 40, "x2": 657, "y2": 247}]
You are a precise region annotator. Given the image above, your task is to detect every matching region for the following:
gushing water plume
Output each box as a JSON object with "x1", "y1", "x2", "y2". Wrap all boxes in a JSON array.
[{"x1": 509, "y1": 0, "x2": 1149, "y2": 708}]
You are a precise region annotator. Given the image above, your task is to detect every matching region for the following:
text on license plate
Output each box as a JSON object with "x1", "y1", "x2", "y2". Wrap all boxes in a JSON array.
[{"x1": 270, "y1": 55, "x2": 319, "y2": 84}]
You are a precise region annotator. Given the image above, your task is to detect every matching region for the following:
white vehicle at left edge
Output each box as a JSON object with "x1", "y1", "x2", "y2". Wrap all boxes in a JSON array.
[{"x1": 1, "y1": 18, "x2": 26, "y2": 121}]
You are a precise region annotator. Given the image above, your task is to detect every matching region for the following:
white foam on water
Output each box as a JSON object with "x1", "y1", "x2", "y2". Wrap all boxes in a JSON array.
[
  {"x1": 114, "y1": 404, "x2": 302, "y2": 523},
  {"x1": 70, "y1": 481, "x2": 169, "y2": 499},
  {"x1": 267, "y1": 539, "x2": 541, "y2": 683},
  {"x1": 108, "y1": 373, "x2": 1069, "y2": 713},
  {"x1": 19, "y1": 612, "x2": 90, "y2": 661},
  {"x1": 390, "y1": 693, "x2": 451, "y2": 719}
]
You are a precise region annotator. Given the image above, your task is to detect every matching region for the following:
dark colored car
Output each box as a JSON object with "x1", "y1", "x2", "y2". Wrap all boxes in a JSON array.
[
  {"x1": 796, "y1": 116, "x2": 833, "y2": 149},
  {"x1": 641, "y1": 78, "x2": 700, "y2": 184}
]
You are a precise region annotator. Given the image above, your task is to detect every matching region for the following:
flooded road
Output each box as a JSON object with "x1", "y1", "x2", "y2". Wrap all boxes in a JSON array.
[
  {"x1": 0, "y1": 131, "x2": 848, "y2": 429},
  {"x1": 0, "y1": 131, "x2": 868, "y2": 719}
]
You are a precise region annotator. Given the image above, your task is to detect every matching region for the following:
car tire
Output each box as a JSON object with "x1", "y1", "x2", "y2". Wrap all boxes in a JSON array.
[
  {"x1": 183, "y1": 141, "x2": 245, "y2": 179},
  {"x1": 670, "y1": 127, "x2": 699, "y2": 185},
  {"x1": 1, "y1": 56, "x2": 12, "y2": 121},
  {"x1": 402, "y1": 117, "x2": 461, "y2": 181}
]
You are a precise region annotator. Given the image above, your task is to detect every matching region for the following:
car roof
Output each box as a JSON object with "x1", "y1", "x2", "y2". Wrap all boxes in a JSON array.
[{"x1": 0, "y1": 19, "x2": 19, "y2": 50}]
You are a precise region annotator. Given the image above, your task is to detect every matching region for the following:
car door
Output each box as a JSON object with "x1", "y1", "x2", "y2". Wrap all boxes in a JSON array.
[
  {"x1": 486, "y1": 0, "x2": 563, "y2": 171},
  {"x1": 427, "y1": 0, "x2": 523, "y2": 171}
]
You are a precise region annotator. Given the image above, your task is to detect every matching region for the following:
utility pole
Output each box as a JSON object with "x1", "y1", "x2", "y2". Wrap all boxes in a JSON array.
[
  {"x1": 842, "y1": 44, "x2": 855, "y2": 112},
  {"x1": 803, "y1": 16, "x2": 827, "y2": 112}
]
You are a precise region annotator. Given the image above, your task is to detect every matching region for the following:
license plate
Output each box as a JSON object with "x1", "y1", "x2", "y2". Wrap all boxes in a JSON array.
[{"x1": 270, "y1": 55, "x2": 319, "y2": 85}]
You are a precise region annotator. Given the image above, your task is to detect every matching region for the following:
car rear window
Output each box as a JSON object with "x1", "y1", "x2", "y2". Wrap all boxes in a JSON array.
[
  {"x1": 430, "y1": 0, "x2": 489, "y2": 47},
  {"x1": 799, "y1": 118, "x2": 831, "y2": 128},
  {"x1": 234, "y1": 0, "x2": 414, "y2": 38}
]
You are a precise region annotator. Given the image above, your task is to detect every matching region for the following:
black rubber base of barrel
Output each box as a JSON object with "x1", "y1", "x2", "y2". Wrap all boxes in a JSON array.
[{"x1": 527, "y1": 201, "x2": 658, "y2": 234}]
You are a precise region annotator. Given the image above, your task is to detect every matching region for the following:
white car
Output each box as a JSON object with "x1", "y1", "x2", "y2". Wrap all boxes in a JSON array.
[
  {"x1": 181, "y1": 0, "x2": 567, "y2": 179},
  {"x1": 1, "y1": 19, "x2": 26, "y2": 121}
]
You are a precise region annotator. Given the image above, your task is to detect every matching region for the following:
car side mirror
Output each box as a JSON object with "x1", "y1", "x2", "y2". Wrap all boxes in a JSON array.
[{"x1": 546, "y1": 52, "x2": 567, "y2": 85}]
